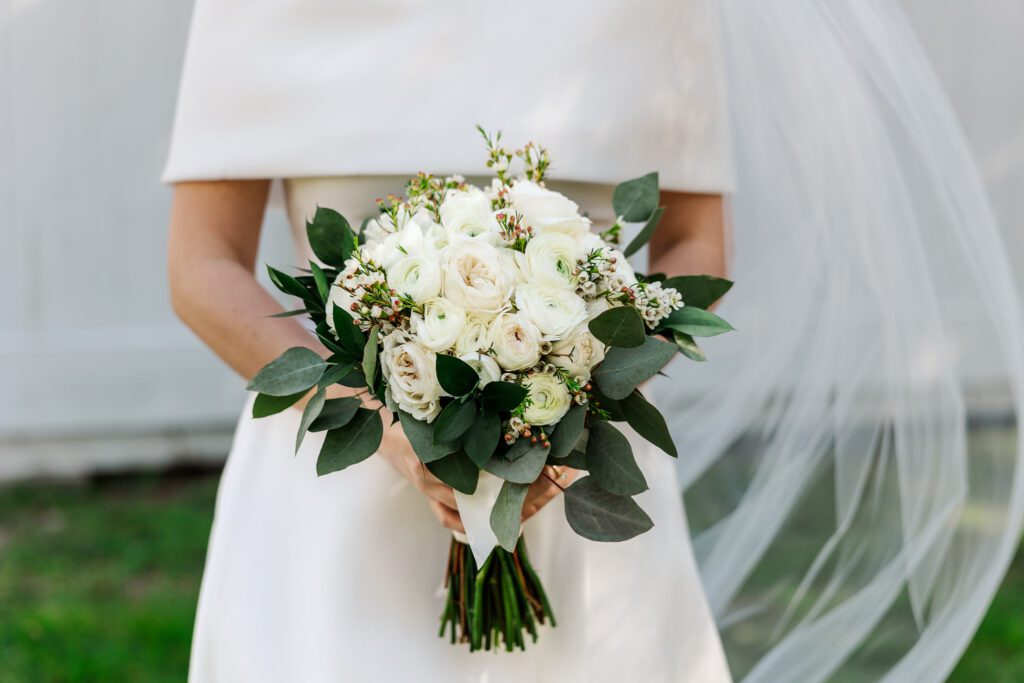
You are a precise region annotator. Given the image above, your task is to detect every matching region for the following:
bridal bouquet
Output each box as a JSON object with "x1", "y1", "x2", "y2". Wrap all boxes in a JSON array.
[{"x1": 247, "y1": 129, "x2": 733, "y2": 652}]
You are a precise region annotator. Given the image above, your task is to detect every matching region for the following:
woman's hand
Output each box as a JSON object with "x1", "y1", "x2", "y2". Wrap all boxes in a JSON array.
[{"x1": 522, "y1": 465, "x2": 578, "y2": 522}]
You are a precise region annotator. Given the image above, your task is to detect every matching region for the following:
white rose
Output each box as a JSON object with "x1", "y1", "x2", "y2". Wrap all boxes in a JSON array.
[
  {"x1": 522, "y1": 232, "x2": 580, "y2": 289},
  {"x1": 387, "y1": 254, "x2": 442, "y2": 303},
  {"x1": 411, "y1": 298, "x2": 467, "y2": 352},
  {"x1": 371, "y1": 221, "x2": 431, "y2": 270},
  {"x1": 441, "y1": 241, "x2": 513, "y2": 313},
  {"x1": 508, "y1": 180, "x2": 591, "y2": 239},
  {"x1": 380, "y1": 331, "x2": 443, "y2": 422},
  {"x1": 548, "y1": 324, "x2": 606, "y2": 380},
  {"x1": 458, "y1": 352, "x2": 502, "y2": 387},
  {"x1": 439, "y1": 188, "x2": 502, "y2": 244},
  {"x1": 488, "y1": 312, "x2": 543, "y2": 371},
  {"x1": 454, "y1": 313, "x2": 496, "y2": 355},
  {"x1": 514, "y1": 284, "x2": 588, "y2": 340},
  {"x1": 521, "y1": 372, "x2": 573, "y2": 426}
]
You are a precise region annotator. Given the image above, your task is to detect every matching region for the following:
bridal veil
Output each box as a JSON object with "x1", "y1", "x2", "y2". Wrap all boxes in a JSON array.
[{"x1": 650, "y1": 0, "x2": 1024, "y2": 680}]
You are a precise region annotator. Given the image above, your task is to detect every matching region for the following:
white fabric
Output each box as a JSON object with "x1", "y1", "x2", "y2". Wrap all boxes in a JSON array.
[
  {"x1": 186, "y1": 177, "x2": 733, "y2": 683},
  {"x1": 162, "y1": 0, "x2": 732, "y2": 193}
]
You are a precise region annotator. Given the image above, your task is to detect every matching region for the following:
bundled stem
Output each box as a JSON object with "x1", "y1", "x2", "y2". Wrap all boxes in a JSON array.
[{"x1": 439, "y1": 537, "x2": 554, "y2": 652}]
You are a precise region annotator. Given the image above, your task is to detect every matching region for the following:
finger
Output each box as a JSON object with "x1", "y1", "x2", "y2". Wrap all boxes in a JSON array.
[
  {"x1": 429, "y1": 500, "x2": 465, "y2": 533},
  {"x1": 411, "y1": 462, "x2": 460, "y2": 509}
]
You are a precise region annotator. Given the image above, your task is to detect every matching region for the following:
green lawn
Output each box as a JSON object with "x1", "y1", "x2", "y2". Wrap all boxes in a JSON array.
[{"x1": 0, "y1": 470, "x2": 1019, "y2": 681}]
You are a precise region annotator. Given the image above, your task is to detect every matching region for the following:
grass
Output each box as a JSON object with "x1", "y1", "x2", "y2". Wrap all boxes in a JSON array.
[{"x1": 0, "y1": 468, "x2": 1020, "y2": 681}]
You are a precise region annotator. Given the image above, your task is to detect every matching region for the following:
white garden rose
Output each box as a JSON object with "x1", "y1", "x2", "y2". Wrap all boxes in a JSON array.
[
  {"x1": 548, "y1": 324, "x2": 606, "y2": 380},
  {"x1": 488, "y1": 312, "x2": 543, "y2": 371},
  {"x1": 386, "y1": 254, "x2": 442, "y2": 303},
  {"x1": 514, "y1": 284, "x2": 588, "y2": 340},
  {"x1": 508, "y1": 180, "x2": 591, "y2": 240},
  {"x1": 380, "y1": 331, "x2": 443, "y2": 421},
  {"x1": 454, "y1": 313, "x2": 496, "y2": 355},
  {"x1": 458, "y1": 352, "x2": 502, "y2": 387},
  {"x1": 522, "y1": 232, "x2": 580, "y2": 288},
  {"x1": 521, "y1": 372, "x2": 573, "y2": 426},
  {"x1": 410, "y1": 298, "x2": 467, "y2": 352},
  {"x1": 370, "y1": 221, "x2": 431, "y2": 270},
  {"x1": 442, "y1": 241, "x2": 513, "y2": 313},
  {"x1": 439, "y1": 189, "x2": 502, "y2": 244}
]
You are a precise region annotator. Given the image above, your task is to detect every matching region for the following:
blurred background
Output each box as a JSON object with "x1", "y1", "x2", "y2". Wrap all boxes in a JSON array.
[{"x1": 1, "y1": 1, "x2": 1022, "y2": 681}]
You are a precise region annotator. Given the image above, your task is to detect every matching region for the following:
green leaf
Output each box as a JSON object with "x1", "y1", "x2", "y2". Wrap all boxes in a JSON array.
[
  {"x1": 590, "y1": 388, "x2": 626, "y2": 421},
  {"x1": 659, "y1": 306, "x2": 734, "y2": 337},
  {"x1": 592, "y1": 336, "x2": 677, "y2": 400},
  {"x1": 563, "y1": 476, "x2": 654, "y2": 542},
  {"x1": 362, "y1": 326, "x2": 380, "y2": 388},
  {"x1": 247, "y1": 347, "x2": 327, "y2": 396},
  {"x1": 310, "y1": 261, "x2": 330, "y2": 302},
  {"x1": 482, "y1": 442, "x2": 548, "y2": 484},
  {"x1": 619, "y1": 391, "x2": 677, "y2": 457},
  {"x1": 267, "y1": 309, "x2": 309, "y2": 319},
  {"x1": 316, "y1": 408, "x2": 383, "y2": 475},
  {"x1": 660, "y1": 275, "x2": 733, "y2": 310},
  {"x1": 548, "y1": 405, "x2": 587, "y2": 459},
  {"x1": 480, "y1": 381, "x2": 528, "y2": 413},
  {"x1": 434, "y1": 400, "x2": 476, "y2": 444},
  {"x1": 267, "y1": 265, "x2": 314, "y2": 303},
  {"x1": 463, "y1": 410, "x2": 500, "y2": 467},
  {"x1": 612, "y1": 172, "x2": 660, "y2": 222},
  {"x1": 334, "y1": 365, "x2": 367, "y2": 388},
  {"x1": 309, "y1": 397, "x2": 361, "y2": 432},
  {"x1": 399, "y1": 410, "x2": 459, "y2": 463},
  {"x1": 436, "y1": 354, "x2": 479, "y2": 396},
  {"x1": 490, "y1": 482, "x2": 530, "y2": 552},
  {"x1": 252, "y1": 390, "x2": 308, "y2": 418},
  {"x1": 318, "y1": 363, "x2": 354, "y2": 390},
  {"x1": 558, "y1": 449, "x2": 588, "y2": 470},
  {"x1": 296, "y1": 388, "x2": 326, "y2": 452},
  {"x1": 672, "y1": 331, "x2": 705, "y2": 362},
  {"x1": 306, "y1": 206, "x2": 354, "y2": 267},
  {"x1": 588, "y1": 307, "x2": 645, "y2": 349},
  {"x1": 586, "y1": 421, "x2": 648, "y2": 495},
  {"x1": 331, "y1": 305, "x2": 367, "y2": 358},
  {"x1": 623, "y1": 206, "x2": 665, "y2": 258},
  {"x1": 426, "y1": 451, "x2": 479, "y2": 495}
]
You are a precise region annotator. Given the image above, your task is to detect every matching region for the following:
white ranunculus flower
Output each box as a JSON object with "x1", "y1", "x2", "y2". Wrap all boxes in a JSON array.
[
  {"x1": 508, "y1": 180, "x2": 591, "y2": 239},
  {"x1": 387, "y1": 254, "x2": 442, "y2": 303},
  {"x1": 548, "y1": 324, "x2": 606, "y2": 380},
  {"x1": 521, "y1": 372, "x2": 573, "y2": 426},
  {"x1": 607, "y1": 249, "x2": 638, "y2": 286},
  {"x1": 458, "y1": 352, "x2": 502, "y2": 387},
  {"x1": 454, "y1": 313, "x2": 496, "y2": 355},
  {"x1": 488, "y1": 312, "x2": 543, "y2": 371},
  {"x1": 370, "y1": 221, "x2": 431, "y2": 271},
  {"x1": 442, "y1": 241, "x2": 513, "y2": 313},
  {"x1": 522, "y1": 232, "x2": 580, "y2": 288},
  {"x1": 439, "y1": 188, "x2": 502, "y2": 244},
  {"x1": 380, "y1": 331, "x2": 443, "y2": 422},
  {"x1": 411, "y1": 298, "x2": 467, "y2": 352},
  {"x1": 514, "y1": 284, "x2": 588, "y2": 340}
]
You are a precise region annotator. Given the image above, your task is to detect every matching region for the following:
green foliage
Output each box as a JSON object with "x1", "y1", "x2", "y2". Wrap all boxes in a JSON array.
[
  {"x1": 563, "y1": 476, "x2": 654, "y2": 542},
  {"x1": 246, "y1": 347, "x2": 327, "y2": 397},
  {"x1": 463, "y1": 410, "x2": 500, "y2": 467},
  {"x1": 362, "y1": 326, "x2": 380, "y2": 390},
  {"x1": 310, "y1": 261, "x2": 330, "y2": 302},
  {"x1": 586, "y1": 421, "x2": 648, "y2": 496},
  {"x1": 661, "y1": 275, "x2": 733, "y2": 310},
  {"x1": 434, "y1": 400, "x2": 476, "y2": 444},
  {"x1": 623, "y1": 206, "x2": 665, "y2": 258},
  {"x1": 266, "y1": 265, "x2": 314, "y2": 303},
  {"x1": 547, "y1": 405, "x2": 587, "y2": 459},
  {"x1": 481, "y1": 381, "x2": 528, "y2": 413},
  {"x1": 620, "y1": 391, "x2": 678, "y2": 458},
  {"x1": 592, "y1": 336, "x2": 678, "y2": 400},
  {"x1": 399, "y1": 410, "x2": 459, "y2": 464},
  {"x1": 306, "y1": 206, "x2": 354, "y2": 267},
  {"x1": 612, "y1": 172, "x2": 660, "y2": 222},
  {"x1": 252, "y1": 390, "x2": 307, "y2": 418},
  {"x1": 309, "y1": 397, "x2": 361, "y2": 432},
  {"x1": 490, "y1": 482, "x2": 530, "y2": 552},
  {"x1": 436, "y1": 354, "x2": 479, "y2": 396},
  {"x1": 316, "y1": 409, "x2": 383, "y2": 476},
  {"x1": 588, "y1": 306, "x2": 646, "y2": 349},
  {"x1": 331, "y1": 305, "x2": 367, "y2": 359},
  {"x1": 482, "y1": 442, "x2": 548, "y2": 484},
  {"x1": 672, "y1": 331, "x2": 706, "y2": 362},
  {"x1": 295, "y1": 389, "x2": 325, "y2": 452},
  {"x1": 426, "y1": 451, "x2": 479, "y2": 495},
  {"x1": 659, "y1": 306, "x2": 734, "y2": 337}
]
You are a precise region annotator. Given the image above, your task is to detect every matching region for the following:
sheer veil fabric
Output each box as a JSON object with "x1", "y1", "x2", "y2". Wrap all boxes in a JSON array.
[{"x1": 648, "y1": 1, "x2": 1024, "y2": 680}]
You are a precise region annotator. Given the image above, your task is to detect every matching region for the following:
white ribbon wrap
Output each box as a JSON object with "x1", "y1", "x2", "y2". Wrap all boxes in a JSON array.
[{"x1": 452, "y1": 471, "x2": 510, "y2": 566}]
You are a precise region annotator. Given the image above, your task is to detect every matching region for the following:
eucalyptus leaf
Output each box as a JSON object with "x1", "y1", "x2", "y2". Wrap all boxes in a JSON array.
[
  {"x1": 672, "y1": 331, "x2": 706, "y2": 362},
  {"x1": 481, "y1": 381, "x2": 528, "y2": 413},
  {"x1": 490, "y1": 482, "x2": 530, "y2": 552},
  {"x1": 309, "y1": 397, "x2": 361, "y2": 432},
  {"x1": 620, "y1": 391, "x2": 677, "y2": 457},
  {"x1": 482, "y1": 442, "x2": 548, "y2": 484},
  {"x1": 660, "y1": 275, "x2": 733, "y2": 310},
  {"x1": 362, "y1": 326, "x2": 380, "y2": 388},
  {"x1": 612, "y1": 172, "x2": 659, "y2": 222},
  {"x1": 247, "y1": 347, "x2": 327, "y2": 397},
  {"x1": 399, "y1": 410, "x2": 459, "y2": 463},
  {"x1": 463, "y1": 410, "x2": 500, "y2": 467},
  {"x1": 592, "y1": 336, "x2": 677, "y2": 400},
  {"x1": 586, "y1": 421, "x2": 648, "y2": 495},
  {"x1": 563, "y1": 476, "x2": 654, "y2": 542},
  {"x1": 316, "y1": 408, "x2": 383, "y2": 476},
  {"x1": 296, "y1": 388, "x2": 326, "y2": 452},
  {"x1": 306, "y1": 206, "x2": 353, "y2": 267},
  {"x1": 588, "y1": 306, "x2": 645, "y2": 349},
  {"x1": 436, "y1": 354, "x2": 479, "y2": 396},
  {"x1": 548, "y1": 405, "x2": 587, "y2": 459},
  {"x1": 589, "y1": 388, "x2": 626, "y2": 421},
  {"x1": 334, "y1": 365, "x2": 367, "y2": 388},
  {"x1": 623, "y1": 206, "x2": 665, "y2": 258},
  {"x1": 252, "y1": 390, "x2": 308, "y2": 418},
  {"x1": 434, "y1": 400, "x2": 476, "y2": 444},
  {"x1": 659, "y1": 306, "x2": 734, "y2": 337},
  {"x1": 426, "y1": 451, "x2": 479, "y2": 495},
  {"x1": 557, "y1": 449, "x2": 588, "y2": 470}
]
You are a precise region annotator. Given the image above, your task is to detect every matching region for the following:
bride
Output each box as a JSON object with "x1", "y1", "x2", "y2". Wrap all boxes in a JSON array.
[{"x1": 165, "y1": 0, "x2": 1024, "y2": 682}]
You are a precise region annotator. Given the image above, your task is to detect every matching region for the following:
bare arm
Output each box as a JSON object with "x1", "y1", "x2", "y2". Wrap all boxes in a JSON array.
[{"x1": 648, "y1": 191, "x2": 727, "y2": 280}]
